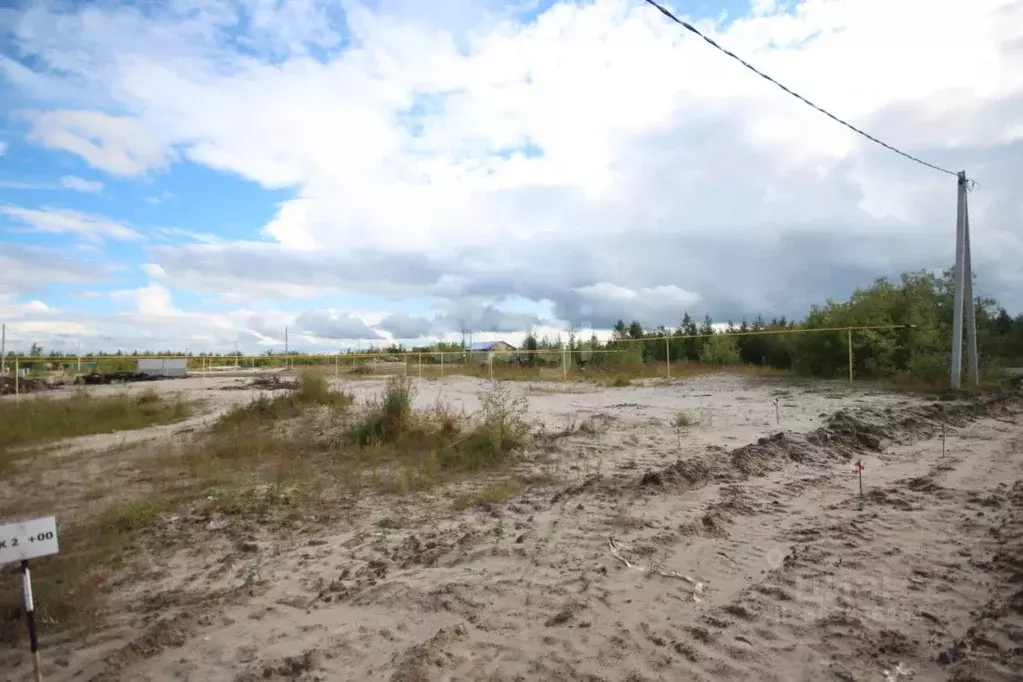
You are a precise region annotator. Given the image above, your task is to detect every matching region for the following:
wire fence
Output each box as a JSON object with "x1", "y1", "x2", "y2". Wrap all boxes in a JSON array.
[{"x1": 1, "y1": 324, "x2": 922, "y2": 396}]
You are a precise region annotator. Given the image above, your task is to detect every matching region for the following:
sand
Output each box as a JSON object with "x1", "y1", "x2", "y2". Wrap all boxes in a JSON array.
[{"x1": 2, "y1": 373, "x2": 1021, "y2": 681}]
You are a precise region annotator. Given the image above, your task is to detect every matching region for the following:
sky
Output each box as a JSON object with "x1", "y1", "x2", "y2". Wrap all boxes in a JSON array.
[{"x1": 0, "y1": 0, "x2": 1021, "y2": 355}]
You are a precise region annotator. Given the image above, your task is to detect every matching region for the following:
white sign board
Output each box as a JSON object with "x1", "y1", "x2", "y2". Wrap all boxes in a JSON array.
[{"x1": 0, "y1": 516, "x2": 59, "y2": 565}]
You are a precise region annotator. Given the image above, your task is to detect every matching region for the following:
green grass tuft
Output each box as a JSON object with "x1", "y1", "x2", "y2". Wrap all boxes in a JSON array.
[{"x1": 0, "y1": 389, "x2": 194, "y2": 468}]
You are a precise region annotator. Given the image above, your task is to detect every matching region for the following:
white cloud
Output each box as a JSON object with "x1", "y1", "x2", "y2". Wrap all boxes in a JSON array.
[
  {"x1": 0, "y1": 205, "x2": 141, "y2": 241},
  {"x1": 147, "y1": 191, "x2": 174, "y2": 204},
  {"x1": 26, "y1": 110, "x2": 171, "y2": 177},
  {"x1": 0, "y1": 243, "x2": 107, "y2": 297},
  {"x1": 152, "y1": 226, "x2": 222, "y2": 244},
  {"x1": 59, "y1": 175, "x2": 104, "y2": 192},
  {"x1": 0, "y1": 180, "x2": 55, "y2": 190},
  {"x1": 0, "y1": 140, "x2": 5, "y2": 155},
  {"x1": 1, "y1": 0, "x2": 1022, "y2": 350},
  {"x1": 111, "y1": 283, "x2": 177, "y2": 315}
]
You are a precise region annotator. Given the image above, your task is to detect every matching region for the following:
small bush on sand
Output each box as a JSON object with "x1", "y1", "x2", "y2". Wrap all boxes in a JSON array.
[
  {"x1": 294, "y1": 369, "x2": 333, "y2": 403},
  {"x1": 441, "y1": 382, "x2": 532, "y2": 472},
  {"x1": 673, "y1": 410, "x2": 700, "y2": 428},
  {"x1": 346, "y1": 375, "x2": 415, "y2": 445}
]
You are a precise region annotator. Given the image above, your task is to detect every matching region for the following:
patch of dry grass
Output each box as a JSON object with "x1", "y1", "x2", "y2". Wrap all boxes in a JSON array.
[
  {"x1": 0, "y1": 389, "x2": 195, "y2": 471},
  {"x1": 451, "y1": 479, "x2": 526, "y2": 510},
  {"x1": 214, "y1": 370, "x2": 352, "y2": 430}
]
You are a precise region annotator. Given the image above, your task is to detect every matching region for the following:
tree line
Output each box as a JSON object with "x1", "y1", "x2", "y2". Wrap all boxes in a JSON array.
[
  {"x1": 7, "y1": 269, "x2": 1022, "y2": 381},
  {"x1": 520, "y1": 269, "x2": 1023, "y2": 381}
]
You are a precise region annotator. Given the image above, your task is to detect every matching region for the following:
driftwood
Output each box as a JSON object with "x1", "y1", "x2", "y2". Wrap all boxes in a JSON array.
[{"x1": 607, "y1": 537, "x2": 706, "y2": 600}]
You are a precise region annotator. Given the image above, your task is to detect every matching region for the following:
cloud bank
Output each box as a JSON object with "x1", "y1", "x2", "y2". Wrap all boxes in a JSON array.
[{"x1": 1, "y1": 0, "x2": 1021, "y2": 352}]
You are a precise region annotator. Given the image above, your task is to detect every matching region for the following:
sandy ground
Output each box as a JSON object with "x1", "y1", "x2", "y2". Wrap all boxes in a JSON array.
[{"x1": 2, "y1": 374, "x2": 1022, "y2": 681}]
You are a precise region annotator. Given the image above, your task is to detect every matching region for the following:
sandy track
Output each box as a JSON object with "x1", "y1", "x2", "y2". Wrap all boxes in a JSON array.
[{"x1": 3, "y1": 377, "x2": 1021, "y2": 682}]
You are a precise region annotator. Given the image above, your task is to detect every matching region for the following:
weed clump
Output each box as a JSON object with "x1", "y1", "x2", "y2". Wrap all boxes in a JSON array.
[
  {"x1": 672, "y1": 410, "x2": 702, "y2": 447},
  {"x1": 443, "y1": 382, "x2": 531, "y2": 471},
  {"x1": 340, "y1": 379, "x2": 532, "y2": 474},
  {"x1": 293, "y1": 370, "x2": 333, "y2": 403},
  {"x1": 345, "y1": 375, "x2": 415, "y2": 445},
  {"x1": 673, "y1": 410, "x2": 700, "y2": 428}
]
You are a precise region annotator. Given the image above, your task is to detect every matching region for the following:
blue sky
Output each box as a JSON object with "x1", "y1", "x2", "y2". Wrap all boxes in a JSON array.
[{"x1": 1, "y1": 0, "x2": 1021, "y2": 353}]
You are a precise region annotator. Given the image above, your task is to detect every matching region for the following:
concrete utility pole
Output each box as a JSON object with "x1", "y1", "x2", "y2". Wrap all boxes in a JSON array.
[
  {"x1": 949, "y1": 171, "x2": 979, "y2": 389},
  {"x1": 285, "y1": 326, "x2": 289, "y2": 369},
  {"x1": 963, "y1": 198, "x2": 979, "y2": 387}
]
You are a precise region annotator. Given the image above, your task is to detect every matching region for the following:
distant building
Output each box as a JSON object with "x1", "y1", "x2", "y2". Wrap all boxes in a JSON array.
[
  {"x1": 467, "y1": 340, "x2": 517, "y2": 364},
  {"x1": 137, "y1": 358, "x2": 188, "y2": 378},
  {"x1": 467, "y1": 341, "x2": 516, "y2": 352}
]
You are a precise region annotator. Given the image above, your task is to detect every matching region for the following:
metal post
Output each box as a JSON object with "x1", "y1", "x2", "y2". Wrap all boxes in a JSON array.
[
  {"x1": 847, "y1": 329, "x2": 853, "y2": 382},
  {"x1": 949, "y1": 171, "x2": 967, "y2": 389},
  {"x1": 418, "y1": 353, "x2": 422, "y2": 379},
  {"x1": 963, "y1": 198, "x2": 979, "y2": 387},
  {"x1": 440, "y1": 352, "x2": 444, "y2": 377},
  {"x1": 1, "y1": 322, "x2": 5, "y2": 375},
  {"x1": 665, "y1": 334, "x2": 671, "y2": 379},
  {"x1": 284, "y1": 327, "x2": 289, "y2": 370},
  {"x1": 21, "y1": 560, "x2": 43, "y2": 682},
  {"x1": 562, "y1": 345, "x2": 567, "y2": 381},
  {"x1": 488, "y1": 352, "x2": 494, "y2": 381},
  {"x1": 15, "y1": 356, "x2": 19, "y2": 398},
  {"x1": 334, "y1": 353, "x2": 339, "y2": 382}
]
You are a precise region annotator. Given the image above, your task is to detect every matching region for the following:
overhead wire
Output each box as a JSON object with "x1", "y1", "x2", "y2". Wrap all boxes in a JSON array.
[{"x1": 641, "y1": 0, "x2": 964, "y2": 181}]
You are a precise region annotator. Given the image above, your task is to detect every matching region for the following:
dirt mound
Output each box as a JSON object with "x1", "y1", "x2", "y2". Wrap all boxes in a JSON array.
[
  {"x1": 0, "y1": 375, "x2": 62, "y2": 395},
  {"x1": 390, "y1": 625, "x2": 468, "y2": 682},
  {"x1": 731, "y1": 431, "x2": 815, "y2": 475},
  {"x1": 235, "y1": 650, "x2": 318, "y2": 681},
  {"x1": 74, "y1": 371, "x2": 164, "y2": 385},
  {"x1": 249, "y1": 375, "x2": 299, "y2": 391},
  {"x1": 220, "y1": 375, "x2": 300, "y2": 391},
  {"x1": 639, "y1": 393, "x2": 1019, "y2": 490},
  {"x1": 640, "y1": 457, "x2": 711, "y2": 487}
]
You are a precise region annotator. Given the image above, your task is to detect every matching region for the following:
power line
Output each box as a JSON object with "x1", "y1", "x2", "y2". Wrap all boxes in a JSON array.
[{"x1": 641, "y1": 0, "x2": 960, "y2": 179}]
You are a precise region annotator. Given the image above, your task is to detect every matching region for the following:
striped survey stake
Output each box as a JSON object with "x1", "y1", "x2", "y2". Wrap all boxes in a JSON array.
[{"x1": 0, "y1": 515, "x2": 59, "y2": 682}]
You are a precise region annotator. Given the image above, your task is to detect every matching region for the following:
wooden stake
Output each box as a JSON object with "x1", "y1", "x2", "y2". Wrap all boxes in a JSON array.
[
  {"x1": 22, "y1": 561, "x2": 43, "y2": 682},
  {"x1": 665, "y1": 335, "x2": 671, "y2": 379},
  {"x1": 847, "y1": 329, "x2": 854, "y2": 383}
]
